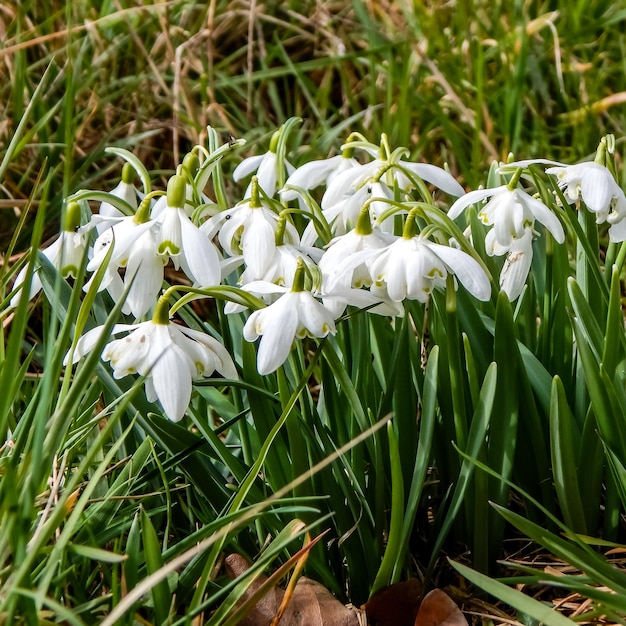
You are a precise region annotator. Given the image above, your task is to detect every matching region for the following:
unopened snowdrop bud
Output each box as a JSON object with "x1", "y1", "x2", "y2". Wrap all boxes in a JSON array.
[{"x1": 95, "y1": 163, "x2": 139, "y2": 232}]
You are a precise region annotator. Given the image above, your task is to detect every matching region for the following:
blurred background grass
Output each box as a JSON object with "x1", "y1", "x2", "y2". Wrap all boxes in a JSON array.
[{"x1": 2, "y1": 0, "x2": 626, "y2": 250}]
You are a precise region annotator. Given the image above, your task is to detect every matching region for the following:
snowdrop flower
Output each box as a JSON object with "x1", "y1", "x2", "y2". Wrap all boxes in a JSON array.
[
  {"x1": 95, "y1": 162, "x2": 139, "y2": 233},
  {"x1": 319, "y1": 205, "x2": 395, "y2": 292},
  {"x1": 11, "y1": 202, "x2": 87, "y2": 308},
  {"x1": 234, "y1": 129, "x2": 294, "y2": 198},
  {"x1": 242, "y1": 260, "x2": 336, "y2": 375},
  {"x1": 494, "y1": 227, "x2": 534, "y2": 301},
  {"x1": 155, "y1": 174, "x2": 221, "y2": 287},
  {"x1": 448, "y1": 170, "x2": 565, "y2": 249},
  {"x1": 369, "y1": 209, "x2": 491, "y2": 303},
  {"x1": 544, "y1": 161, "x2": 626, "y2": 241},
  {"x1": 65, "y1": 300, "x2": 237, "y2": 422},
  {"x1": 202, "y1": 177, "x2": 299, "y2": 278},
  {"x1": 321, "y1": 136, "x2": 464, "y2": 210},
  {"x1": 85, "y1": 195, "x2": 164, "y2": 318},
  {"x1": 281, "y1": 145, "x2": 360, "y2": 201},
  {"x1": 239, "y1": 220, "x2": 321, "y2": 287}
]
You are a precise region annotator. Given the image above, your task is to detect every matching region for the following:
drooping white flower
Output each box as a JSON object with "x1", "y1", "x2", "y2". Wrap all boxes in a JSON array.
[
  {"x1": 154, "y1": 174, "x2": 221, "y2": 287},
  {"x1": 281, "y1": 151, "x2": 360, "y2": 201},
  {"x1": 234, "y1": 130, "x2": 294, "y2": 198},
  {"x1": 546, "y1": 161, "x2": 626, "y2": 224},
  {"x1": 11, "y1": 203, "x2": 87, "y2": 308},
  {"x1": 318, "y1": 206, "x2": 395, "y2": 292},
  {"x1": 321, "y1": 137, "x2": 465, "y2": 211},
  {"x1": 84, "y1": 200, "x2": 164, "y2": 318},
  {"x1": 95, "y1": 162, "x2": 139, "y2": 233},
  {"x1": 66, "y1": 317, "x2": 237, "y2": 422},
  {"x1": 241, "y1": 260, "x2": 336, "y2": 375},
  {"x1": 368, "y1": 210, "x2": 491, "y2": 303},
  {"x1": 448, "y1": 181, "x2": 565, "y2": 249},
  {"x1": 486, "y1": 226, "x2": 534, "y2": 301},
  {"x1": 202, "y1": 177, "x2": 299, "y2": 278}
]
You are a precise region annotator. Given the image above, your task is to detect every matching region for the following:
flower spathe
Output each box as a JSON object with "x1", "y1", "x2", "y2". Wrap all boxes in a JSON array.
[{"x1": 66, "y1": 318, "x2": 238, "y2": 422}]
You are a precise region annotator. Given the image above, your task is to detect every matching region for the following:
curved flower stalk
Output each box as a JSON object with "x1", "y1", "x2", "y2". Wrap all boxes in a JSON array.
[
  {"x1": 65, "y1": 294, "x2": 237, "y2": 422},
  {"x1": 154, "y1": 174, "x2": 222, "y2": 287},
  {"x1": 240, "y1": 260, "x2": 337, "y2": 375},
  {"x1": 84, "y1": 193, "x2": 165, "y2": 318},
  {"x1": 369, "y1": 209, "x2": 492, "y2": 303},
  {"x1": 10, "y1": 202, "x2": 87, "y2": 309}
]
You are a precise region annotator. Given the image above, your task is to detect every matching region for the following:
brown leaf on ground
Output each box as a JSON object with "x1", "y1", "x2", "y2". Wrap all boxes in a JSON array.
[
  {"x1": 414, "y1": 589, "x2": 468, "y2": 626},
  {"x1": 363, "y1": 579, "x2": 424, "y2": 626},
  {"x1": 224, "y1": 553, "x2": 284, "y2": 626},
  {"x1": 223, "y1": 554, "x2": 362, "y2": 626},
  {"x1": 277, "y1": 577, "x2": 361, "y2": 626}
]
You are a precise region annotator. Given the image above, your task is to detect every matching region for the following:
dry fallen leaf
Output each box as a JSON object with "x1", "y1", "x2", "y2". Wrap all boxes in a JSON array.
[
  {"x1": 363, "y1": 579, "x2": 423, "y2": 626},
  {"x1": 414, "y1": 589, "x2": 468, "y2": 626},
  {"x1": 224, "y1": 553, "x2": 361, "y2": 626}
]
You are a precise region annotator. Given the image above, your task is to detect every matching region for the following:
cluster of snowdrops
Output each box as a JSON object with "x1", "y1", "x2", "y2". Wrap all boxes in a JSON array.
[{"x1": 11, "y1": 123, "x2": 626, "y2": 422}]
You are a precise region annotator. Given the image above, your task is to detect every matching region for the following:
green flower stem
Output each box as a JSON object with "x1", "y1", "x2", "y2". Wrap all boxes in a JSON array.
[
  {"x1": 159, "y1": 285, "x2": 266, "y2": 320},
  {"x1": 369, "y1": 422, "x2": 404, "y2": 597},
  {"x1": 134, "y1": 191, "x2": 165, "y2": 224}
]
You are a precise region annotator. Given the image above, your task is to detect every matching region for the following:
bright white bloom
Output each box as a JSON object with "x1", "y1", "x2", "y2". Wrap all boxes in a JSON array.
[
  {"x1": 487, "y1": 226, "x2": 534, "y2": 300},
  {"x1": 369, "y1": 234, "x2": 491, "y2": 303},
  {"x1": 85, "y1": 212, "x2": 164, "y2": 318},
  {"x1": 243, "y1": 285, "x2": 336, "y2": 375},
  {"x1": 321, "y1": 156, "x2": 464, "y2": 210},
  {"x1": 155, "y1": 175, "x2": 221, "y2": 287},
  {"x1": 448, "y1": 185, "x2": 565, "y2": 248},
  {"x1": 66, "y1": 320, "x2": 237, "y2": 422},
  {"x1": 545, "y1": 162, "x2": 626, "y2": 241},
  {"x1": 202, "y1": 179, "x2": 299, "y2": 278},
  {"x1": 319, "y1": 219, "x2": 394, "y2": 293},
  {"x1": 11, "y1": 204, "x2": 87, "y2": 308},
  {"x1": 234, "y1": 130, "x2": 294, "y2": 198},
  {"x1": 281, "y1": 153, "x2": 360, "y2": 201}
]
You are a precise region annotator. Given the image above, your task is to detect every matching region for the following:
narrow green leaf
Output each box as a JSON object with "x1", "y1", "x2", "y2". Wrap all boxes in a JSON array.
[
  {"x1": 141, "y1": 507, "x2": 172, "y2": 624},
  {"x1": 450, "y1": 560, "x2": 577, "y2": 626},
  {"x1": 549, "y1": 376, "x2": 587, "y2": 533}
]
